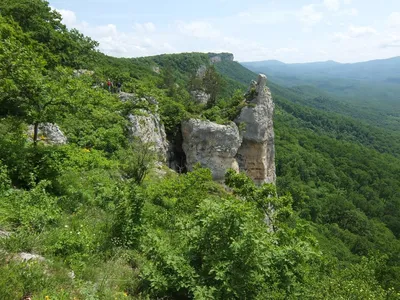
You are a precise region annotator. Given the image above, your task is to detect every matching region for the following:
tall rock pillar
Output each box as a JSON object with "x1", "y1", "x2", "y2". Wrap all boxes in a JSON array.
[{"x1": 235, "y1": 74, "x2": 276, "y2": 184}]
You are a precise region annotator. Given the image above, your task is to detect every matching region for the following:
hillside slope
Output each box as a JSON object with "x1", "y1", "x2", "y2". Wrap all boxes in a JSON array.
[
  {"x1": 1, "y1": 1, "x2": 400, "y2": 298},
  {"x1": 242, "y1": 58, "x2": 400, "y2": 132}
]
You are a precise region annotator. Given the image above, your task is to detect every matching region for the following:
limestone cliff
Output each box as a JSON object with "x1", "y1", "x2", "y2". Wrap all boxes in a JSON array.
[
  {"x1": 235, "y1": 74, "x2": 276, "y2": 184},
  {"x1": 181, "y1": 74, "x2": 276, "y2": 185},
  {"x1": 121, "y1": 92, "x2": 169, "y2": 162},
  {"x1": 181, "y1": 119, "x2": 241, "y2": 181}
]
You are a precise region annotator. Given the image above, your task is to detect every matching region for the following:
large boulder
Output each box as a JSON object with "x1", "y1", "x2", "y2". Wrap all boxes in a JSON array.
[
  {"x1": 235, "y1": 74, "x2": 276, "y2": 184},
  {"x1": 182, "y1": 119, "x2": 242, "y2": 181},
  {"x1": 121, "y1": 93, "x2": 169, "y2": 162},
  {"x1": 28, "y1": 123, "x2": 67, "y2": 145},
  {"x1": 190, "y1": 90, "x2": 210, "y2": 105}
]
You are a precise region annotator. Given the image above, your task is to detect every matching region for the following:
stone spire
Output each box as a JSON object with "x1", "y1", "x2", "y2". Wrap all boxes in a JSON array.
[{"x1": 235, "y1": 74, "x2": 276, "y2": 184}]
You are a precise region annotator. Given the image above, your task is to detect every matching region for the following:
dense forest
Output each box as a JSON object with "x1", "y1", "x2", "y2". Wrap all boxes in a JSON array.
[{"x1": 1, "y1": 1, "x2": 400, "y2": 299}]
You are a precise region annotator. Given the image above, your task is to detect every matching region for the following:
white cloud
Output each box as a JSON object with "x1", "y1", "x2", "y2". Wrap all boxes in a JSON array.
[
  {"x1": 334, "y1": 25, "x2": 377, "y2": 41},
  {"x1": 324, "y1": 0, "x2": 340, "y2": 11},
  {"x1": 348, "y1": 25, "x2": 377, "y2": 37},
  {"x1": 333, "y1": 32, "x2": 350, "y2": 41},
  {"x1": 55, "y1": 8, "x2": 78, "y2": 28},
  {"x1": 388, "y1": 12, "x2": 400, "y2": 27},
  {"x1": 176, "y1": 21, "x2": 220, "y2": 38},
  {"x1": 336, "y1": 8, "x2": 359, "y2": 16},
  {"x1": 275, "y1": 47, "x2": 299, "y2": 54},
  {"x1": 134, "y1": 22, "x2": 156, "y2": 33},
  {"x1": 380, "y1": 35, "x2": 400, "y2": 48},
  {"x1": 237, "y1": 10, "x2": 292, "y2": 25},
  {"x1": 343, "y1": 0, "x2": 352, "y2": 4},
  {"x1": 298, "y1": 5, "x2": 323, "y2": 27}
]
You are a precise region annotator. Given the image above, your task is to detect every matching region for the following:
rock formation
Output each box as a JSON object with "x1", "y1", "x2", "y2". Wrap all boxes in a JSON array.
[
  {"x1": 152, "y1": 66, "x2": 160, "y2": 74},
  {"x1": 209, "y1": 53, "x2": 234, "y2": 64},
  {"x1": 196, "y1": 65, "x2": 207, "y2": 78},
  {"x1": 28, "y1": 123, "x2": 67, "y2": 145},
  {"x1": 181, "y1": 74, "x2": 276, "y2": 185},
  {"x1": 73, "y1": 69, "x2": 94, "y2": 77},
  {"x1": 235, "y1": 74, "x2": 276, "y2": 184},
  {"x1": 181, "y1": 119, "x2": 241, "y2": 181},
  {"x1": 190, "y1": 90, "x2": 210, "y2": 105},
  {"x1": 121, "y1": 93, "x2": 169, "y2": 162}
]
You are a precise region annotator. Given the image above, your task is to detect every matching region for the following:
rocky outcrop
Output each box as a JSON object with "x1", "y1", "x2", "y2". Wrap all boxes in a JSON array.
[
  {"x1": 18, "y1": 252, "x2": 45, "y2": 262},
  {"x1": 190, "y1": 90, "x2": 210, "y2": 105},
  {"x1": 182, "y1": 119, "x2": 241, "y2": 181},
  {"x1": 235, "y1": 74, "x2": 276, "y2": 184},
  {"x1": 196, "y1": 65, "x2": 207, "y2": 78},
  {"x1": 152, "y1": 66, "x2": 160, "y2": 74},
  {"x1": 28, "y1": 123, "x2": 67, "y2": 145},
  {"x1": 121, "y1": 93, "x2": 169, "y2": 162},
  {"x1": 73, "y1": 69, "x2": 94, "y2": 77},
  {"x1": 181, "y1": 74, "x2": 276, "y2": 185},
  {"x1": 209, "y1": 53, "x2": 234, "y2": 64}
]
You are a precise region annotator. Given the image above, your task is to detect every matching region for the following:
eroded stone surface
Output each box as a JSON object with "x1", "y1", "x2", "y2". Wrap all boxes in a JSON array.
[
  {"x1": 121, "y1": 93, "x2": 169, "y2": 161},
  {"x1": 235, "y1": 74, "x2": 276, "y2": 184},
  {"x1": 182, "y1": 119, "x2": 241, "y2": 181},
  {"x1": 190, "y1": 90, "x2": 210, "y2": 105},
  {"x1": 28, "y1": 123, "x2": 67, "y2": 145}
]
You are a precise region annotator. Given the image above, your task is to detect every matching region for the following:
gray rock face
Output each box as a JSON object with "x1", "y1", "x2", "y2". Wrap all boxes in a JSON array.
[
  {"x1": 181, "y1": 74, "x2": 276, "y2": 185},
  {"x1": 152, "y1": 66, "x2": 160, "y2": 74},
  {"x1": 190, "y1": 90, "x2": 210, "y2": 105},
  {"x1": 28, "y1": 123, "x2": 67, "y2": 145},
  {"x1": 209, "y1": 53, "x2": 234, "y2": 63},
  {"x1": 18, "y1": 252, "x2": 45, "y2": 262},
  {"x1": 235, "y1": 74, "x2": 276, "y2": 184},
  {"x1": 73, "y1": 69, "x2": 94, "y2": 77},
  {"x1": 121, "y1": 93, "x2": 169, "y2": 162},
  {"x1": 196, "y1": 65, "x2": 207, "y2": 78},
  {"x1": 210, "y1": 56, "x2": 222, "y2": 63},
  {"x1": 182, "y1": 119, "x2": 241, "y2": 181}
]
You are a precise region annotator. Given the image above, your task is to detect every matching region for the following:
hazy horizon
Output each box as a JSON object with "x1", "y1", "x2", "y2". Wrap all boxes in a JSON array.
[{"x1": 49, "y1": 0, "x2": 400, "y2": 63}]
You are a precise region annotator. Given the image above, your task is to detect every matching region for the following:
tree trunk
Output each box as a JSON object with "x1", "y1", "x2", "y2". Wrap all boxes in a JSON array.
[{"x1": 33, "y1": 122, "x2": 39, "y2": 146}]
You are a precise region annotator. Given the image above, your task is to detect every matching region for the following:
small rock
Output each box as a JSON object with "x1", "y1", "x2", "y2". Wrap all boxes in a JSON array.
[
  {"x1": 27, "y1": 123, "x2": 67, "y2": 145},
  {"x1": 18, "y1": 252, "x2": 45, "y2": 262},
  {"x1": 0, "y1": 229, "x2": 11, "y2": 238},
  {"x1": 68, "y1": 270, "x2": 75, "y2": 279}
]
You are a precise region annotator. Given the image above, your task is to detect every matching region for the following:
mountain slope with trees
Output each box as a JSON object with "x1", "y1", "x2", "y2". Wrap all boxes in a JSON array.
[
  {"x1": 242, "y1": 58, "x2": 400, "y2": 132},
  {"x1": 1, "y1": 1, "x2": 400, "y2": 299}
]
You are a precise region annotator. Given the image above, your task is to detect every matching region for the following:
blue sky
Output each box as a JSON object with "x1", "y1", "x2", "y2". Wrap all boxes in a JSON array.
[{"x1": 49, "y1": 0, "x2": 400, "y2": 63}]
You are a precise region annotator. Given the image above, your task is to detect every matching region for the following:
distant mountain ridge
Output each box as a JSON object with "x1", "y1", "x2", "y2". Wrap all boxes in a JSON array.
[{"x1": 242, "y1": 56, "x2": 400, "y2": 82}]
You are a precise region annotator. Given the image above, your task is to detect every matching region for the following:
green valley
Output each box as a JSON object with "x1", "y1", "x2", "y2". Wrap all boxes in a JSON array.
[{"x1": 1, "y1": 1, "x2": 400, "y2": 299}]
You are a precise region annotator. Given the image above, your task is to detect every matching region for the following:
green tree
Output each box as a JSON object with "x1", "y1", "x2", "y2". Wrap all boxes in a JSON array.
[
  {"x1": 203, "y1": 65, "x2": 224, "y2": 107},
  {"x1": 0, "y1": 34, "x2": 66, "y2": 144},
  {"x1": 0, "y1": 0, "x2": 98, "y2": 68}
]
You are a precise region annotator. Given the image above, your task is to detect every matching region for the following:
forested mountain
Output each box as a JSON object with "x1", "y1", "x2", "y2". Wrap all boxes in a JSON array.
[
  {"x1": 242, "y1": 58, "x2": 400, "y2": 132},
  {"x1": 1, "y1": 1, "x2": 400, "y2": 299},
  {"x1": 242, "y1": 57, "x2": 400, "y2": 83}
]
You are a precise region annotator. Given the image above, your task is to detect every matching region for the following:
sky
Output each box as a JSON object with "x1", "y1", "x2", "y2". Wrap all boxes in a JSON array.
[{"x1": 48, "y1": 0, "x2": 400, "y2": 63}]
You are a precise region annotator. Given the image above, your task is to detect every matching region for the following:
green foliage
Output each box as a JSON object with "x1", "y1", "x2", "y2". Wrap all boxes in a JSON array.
[
  {"x1": 0, "y1": 181, "x2": 60, "y2": 233},
  {"x1": 0, "y1": 0, "x2": 98, "y2": 68},
  {"x1": 116, "y1": 141, "x2": 156, "y2": 184},
  {"x1": 0, "y1": 162, "x2": 10, "y2": 192},
  {"x1": 112, "y1": 184, "x2": 145, "y2": 248},
  {"x1": 203, "y1": 65, "x2": 225, "y2": 107},
  {"x1": 133, "y1": 168, "x2": 324, "y2": 299},
  {"x1": 0, "y1": 0, "x2": 399, "y2": 297}
]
